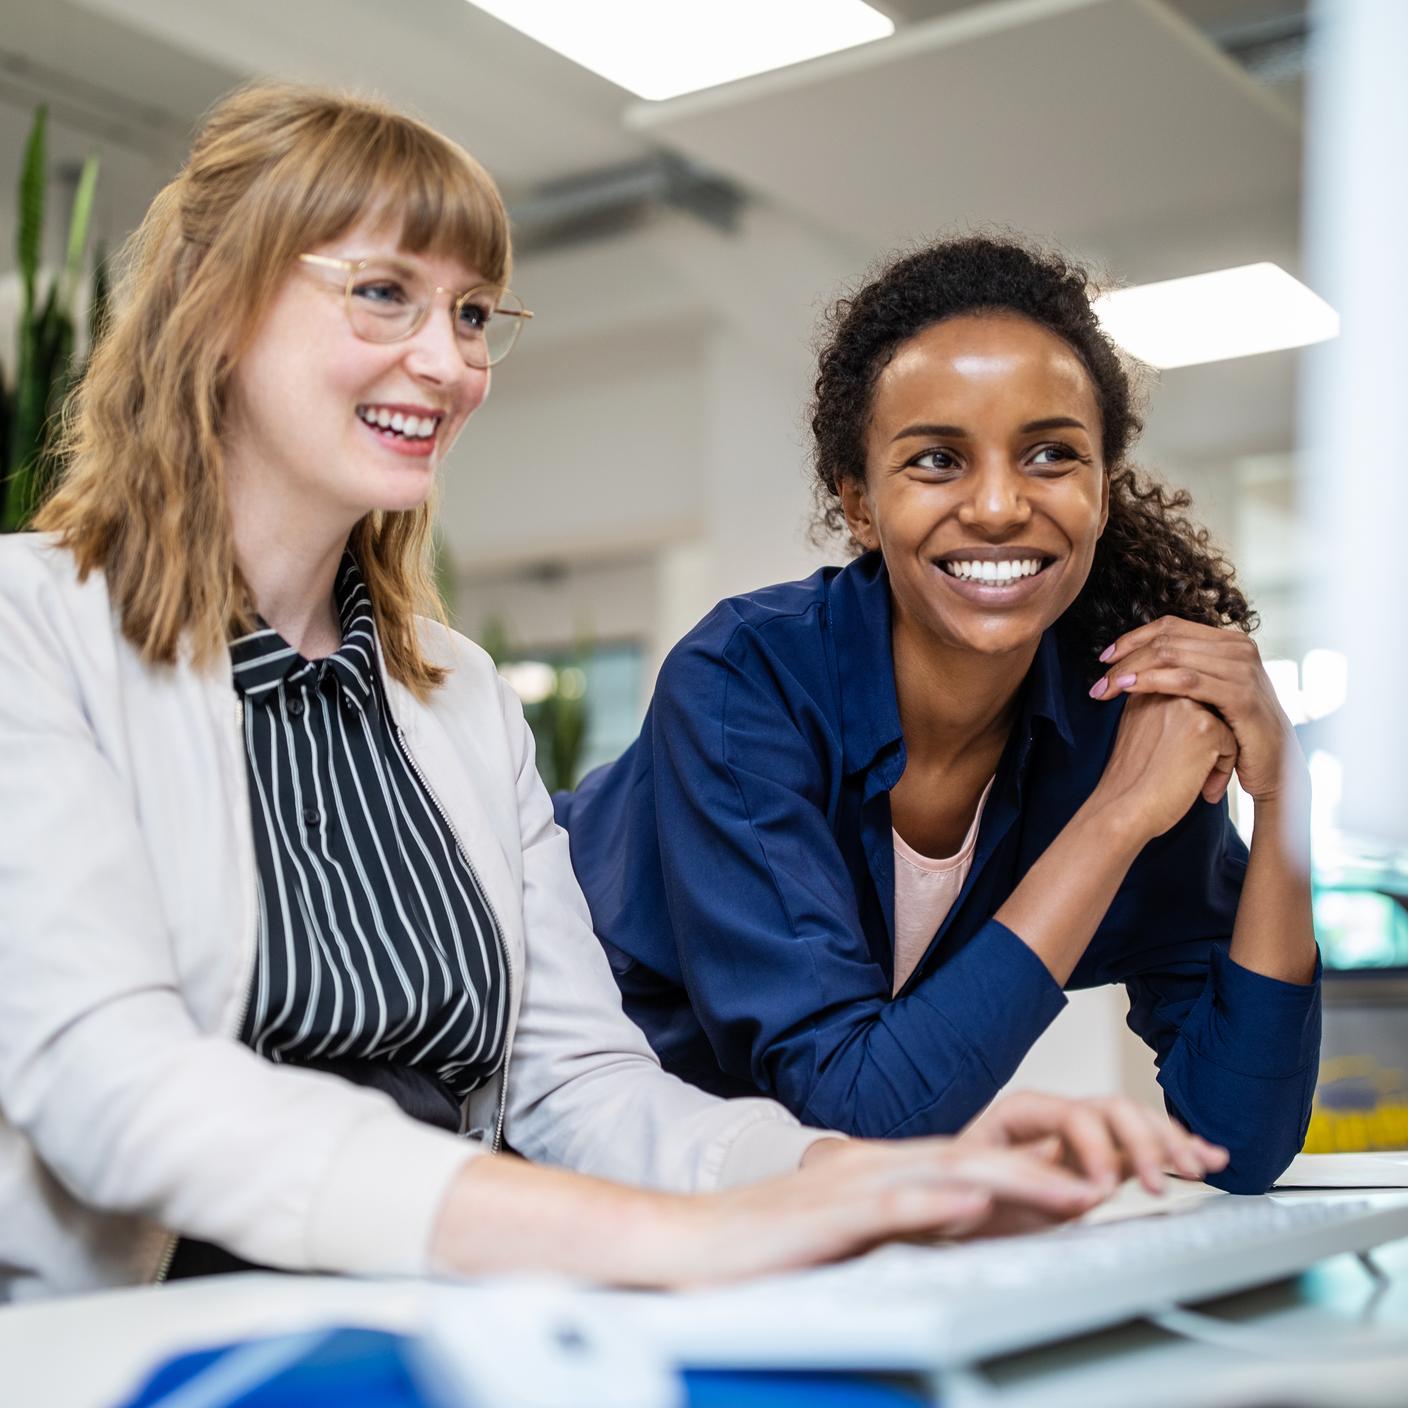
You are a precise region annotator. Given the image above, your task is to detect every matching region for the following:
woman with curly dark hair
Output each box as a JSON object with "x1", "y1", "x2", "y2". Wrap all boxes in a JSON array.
[{"x1": 555, "y1": 235, "x2": 1320, "y2": 1194}]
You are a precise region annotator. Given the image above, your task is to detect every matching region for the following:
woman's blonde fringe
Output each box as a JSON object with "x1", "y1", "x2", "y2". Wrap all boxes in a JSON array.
[{"x1": 35, "y1": 81, "x2": 511, "y2": 699}]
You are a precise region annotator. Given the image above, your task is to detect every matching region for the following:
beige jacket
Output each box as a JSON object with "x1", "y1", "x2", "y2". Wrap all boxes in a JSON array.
[{"x1": 0, "y1": 535, "x2": 821, "y2": 1302}]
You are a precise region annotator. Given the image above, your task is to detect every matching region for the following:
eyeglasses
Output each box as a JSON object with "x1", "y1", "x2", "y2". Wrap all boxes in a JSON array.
[{"x1": 297, "y1": 253, "x2": 533, "y2": 368}]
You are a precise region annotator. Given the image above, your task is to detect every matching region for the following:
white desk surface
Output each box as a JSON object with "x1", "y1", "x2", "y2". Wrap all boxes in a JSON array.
[{"x1": 3, "y1": 1182, "x2": 1407, "y2": 1408}]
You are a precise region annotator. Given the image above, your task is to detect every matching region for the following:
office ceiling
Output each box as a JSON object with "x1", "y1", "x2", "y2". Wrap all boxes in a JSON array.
[
  {"x1": 4, "y1": 0, "x2": 1307, "y2": 194},
  {"x1": 628, "y1": 0, "x2": 1302, "y2": 287},
  {"x1": 0, "y1": 0, "x2": 1313, "y2": 465}
]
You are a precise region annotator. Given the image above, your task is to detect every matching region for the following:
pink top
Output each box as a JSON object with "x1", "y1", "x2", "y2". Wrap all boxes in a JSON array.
[{"x1": 891, "y1": 778, "x2": 994, "y2": 996}]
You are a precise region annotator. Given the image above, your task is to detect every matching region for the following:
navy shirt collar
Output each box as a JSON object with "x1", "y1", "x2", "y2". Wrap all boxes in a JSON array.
[
  {"x1": 230, "y1": 552, "x2": 378, "y2": 709},
  {"x1": 825, "y1": 550, "x2": 1075, "y2": 781}
]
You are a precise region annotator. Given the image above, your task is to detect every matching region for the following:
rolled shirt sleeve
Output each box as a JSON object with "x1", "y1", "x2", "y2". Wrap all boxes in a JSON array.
[{"x1": 1106, "y1": 803, "x2": 1322, "y2": 1193}]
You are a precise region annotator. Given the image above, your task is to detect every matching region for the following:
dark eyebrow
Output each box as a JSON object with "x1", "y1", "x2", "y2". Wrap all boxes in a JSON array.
[
  {"x1": 1020, "y1": 416, "x2": 1089, "y2": 434},
  {"x1": 890, "y1": 423, "x2": 969, "y2": 443},
  {"x1": 889, "y1": 416, "x2": 1090, "y2": 444}
]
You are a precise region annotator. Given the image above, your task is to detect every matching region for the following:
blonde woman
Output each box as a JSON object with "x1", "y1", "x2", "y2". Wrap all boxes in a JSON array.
[{"x1": 0, "y1": 84, "x2": 1224, "y2": 1303}]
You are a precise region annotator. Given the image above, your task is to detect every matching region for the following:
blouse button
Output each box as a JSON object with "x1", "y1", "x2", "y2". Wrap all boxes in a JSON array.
[
  {"x1": 287, "y1": 696, "x2": 305, "y2": 718},
  {"x1": 302, "y1": 806, "x2": 320, "y2": 827}
]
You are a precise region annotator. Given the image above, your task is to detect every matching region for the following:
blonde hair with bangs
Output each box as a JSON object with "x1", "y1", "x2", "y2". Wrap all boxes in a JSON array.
[{"x1": 37, "y1": 81, "x2": 511, "y2": 696}]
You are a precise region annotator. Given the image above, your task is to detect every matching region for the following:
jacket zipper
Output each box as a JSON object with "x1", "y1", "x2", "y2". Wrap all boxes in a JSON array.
[
  {"x1": 154, "y1": 694, "x2": 256, "y2": 1285},
  {"x1": 228, "y1": 696, "x2": 258, "y2": 1047},
  {"x1": 395, "y1": 724, "x2": 515, "y2": 1153}
]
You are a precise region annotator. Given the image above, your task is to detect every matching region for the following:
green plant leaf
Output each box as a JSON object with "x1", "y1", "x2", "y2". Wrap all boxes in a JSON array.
[
  {"x1": 0, "y1": 373, "x2": 11, "y2": 526},
  {"x1": 4, "y1": 109, "x2": 103, "y2": 531},
  {"x1": 479, "y1": 614, "x2": 510, "y2": 668},
  {"x1": 16, "y1": 106, "x2": 46, "y2": 314},
  {"x1": 8, "y1": 315, "x2": 42, "y2": 480},
  {"x1": 548, "y1": 689, "x2": 588, "y2": 791},
  {"x1": 89, "y1": 239, "x2": 111, "y2": 353},
  {"x1": 5, "y1": 274, "x2": 74, "y2": 529},
  {"x1": 61, "y1": 153, "x2": 99, "y2": 310}
]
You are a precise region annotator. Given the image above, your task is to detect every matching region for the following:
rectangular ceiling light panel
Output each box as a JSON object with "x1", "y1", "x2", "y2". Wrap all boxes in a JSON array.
[
  {"x1": 467, "y1": 0, "x2": 894, "y2": 101},
  {"x1": 1093, "y1": 263, "x2": 1340, "y2": 370}
]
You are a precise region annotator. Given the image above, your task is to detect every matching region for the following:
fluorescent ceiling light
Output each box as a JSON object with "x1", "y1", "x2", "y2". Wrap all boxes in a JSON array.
[
  {"x1": 1093, "y1": 263, "x2": 1339, "y2": 370},
  {"x1": 466, "y1": 0, "x2": 894, "y2": 101}
]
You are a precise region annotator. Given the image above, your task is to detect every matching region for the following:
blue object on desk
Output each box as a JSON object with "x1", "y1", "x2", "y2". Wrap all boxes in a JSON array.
[
  {"x1": 119, "y1": 1328, "x2": 929, "y2": 1408},
  {"x1": 683, "y1": 1370, "x2": 928, "y2": 1406},
  {"x1": 120, "y1": 1328, "x2": 421, "y2": 1407}
]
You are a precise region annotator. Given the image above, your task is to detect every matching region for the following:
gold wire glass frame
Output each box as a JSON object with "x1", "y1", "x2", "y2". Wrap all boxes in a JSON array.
[{"x1": 297, "y1": 253, "x2": 533, "y2": 368}]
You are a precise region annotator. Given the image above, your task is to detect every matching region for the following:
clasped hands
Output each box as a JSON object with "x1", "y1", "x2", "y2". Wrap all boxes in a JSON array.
[{"x1": 1085, "y1": 616, "x2": 1305, "y2": 840}]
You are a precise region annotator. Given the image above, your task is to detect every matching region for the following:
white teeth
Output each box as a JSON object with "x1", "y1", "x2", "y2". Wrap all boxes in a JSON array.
[
  {"x1": 358, "y1": 406, "x2": 438, "y2": 439},
  {"x1": 942, "y1": 557, "x2": 1046, "y2": 583}
]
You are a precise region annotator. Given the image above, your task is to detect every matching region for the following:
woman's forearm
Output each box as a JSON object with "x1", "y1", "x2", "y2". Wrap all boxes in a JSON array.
[
  {"x1": 427, "y1": 1137, "x2": 1120, "y2": 1288},
  {"x1": 430, "y1": 1153, "x2": 681, "y2": 1285},
  {"x1": 994, "y1": 796, "x2": 1147, "y2": 985},
  {"x1": 1228, "y1": 772, "x2": 1318, "y2": 985}
]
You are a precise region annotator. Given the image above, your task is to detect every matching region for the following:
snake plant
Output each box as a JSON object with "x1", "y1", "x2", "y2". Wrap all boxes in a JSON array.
[{"x1": 1, "y1": 106, "x2": 103, "y2": 531}]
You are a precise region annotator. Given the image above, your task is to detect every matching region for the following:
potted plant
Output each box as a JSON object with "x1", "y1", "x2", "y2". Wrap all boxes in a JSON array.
[{"x1": 1, "y1": 106, "x2": 103, "y2": 531}]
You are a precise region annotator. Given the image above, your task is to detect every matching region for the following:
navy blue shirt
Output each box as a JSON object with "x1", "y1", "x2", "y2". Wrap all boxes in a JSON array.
[{"x1": 555, "y1": 552, "x2": 1321, "y2": 1193}]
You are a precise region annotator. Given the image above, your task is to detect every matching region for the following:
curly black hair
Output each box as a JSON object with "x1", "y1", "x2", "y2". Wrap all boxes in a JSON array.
[{"x1": 809, "y1": 235, "x2": 1256, "y2": 672}]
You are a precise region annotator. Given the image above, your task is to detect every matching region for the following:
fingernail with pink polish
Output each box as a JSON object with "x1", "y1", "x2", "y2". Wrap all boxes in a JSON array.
[
  {"x1": 1114, "y1": 674, "x2": 1136, "y2": 689},
  {"x1": 1088, "y1": 678, "x2": 1108, "y2": 699},
  {"x1": 1098, "y1": 644, "x2": 1115, "y2": 663}
]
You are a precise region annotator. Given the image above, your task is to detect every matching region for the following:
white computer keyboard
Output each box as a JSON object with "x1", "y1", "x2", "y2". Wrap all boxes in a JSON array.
[
  {"x1": 790, "y1": 1193, "x2": 1360, "y2": 1296},
  {"x1": 607, "y1": 1193, "x2": 1408, "y2": 1370}
]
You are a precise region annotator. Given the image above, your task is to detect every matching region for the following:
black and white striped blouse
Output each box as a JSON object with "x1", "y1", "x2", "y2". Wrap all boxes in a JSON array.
[{"x1": 229, "y1": 555, "x2": 508, "y2": 1106}]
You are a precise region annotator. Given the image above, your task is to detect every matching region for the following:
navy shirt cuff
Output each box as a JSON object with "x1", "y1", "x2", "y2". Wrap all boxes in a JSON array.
[
  {"x1": 914, "y1": 919, "x2": 1069, "y2": 1088},
  {"x1": 1192, "y1": 944, "x2": 1323, "y2": 1081}
]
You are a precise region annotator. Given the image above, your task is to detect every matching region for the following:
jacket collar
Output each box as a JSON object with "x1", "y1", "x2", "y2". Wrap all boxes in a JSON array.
[{"x1": 826, "y1": 551, "x2": 1075, "y2": 782}]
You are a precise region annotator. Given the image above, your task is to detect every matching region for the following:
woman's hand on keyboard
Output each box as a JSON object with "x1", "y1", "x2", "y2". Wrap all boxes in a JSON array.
[
  {"x1": 431, "y1": 1135, "x2": 1108, "y2": 1289},
  {"x1": 959, "y1": 1090, "x2": 1229, "y2": 1195},
  {"x1": 661, "y1": 1136, "x2": 1109, "y2": 1282}
]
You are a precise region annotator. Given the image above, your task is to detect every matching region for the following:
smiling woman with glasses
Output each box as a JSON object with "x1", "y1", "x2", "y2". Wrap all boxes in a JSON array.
[{"x1": 0, "y1": 82, "x2": 1193, "y2": 1304}]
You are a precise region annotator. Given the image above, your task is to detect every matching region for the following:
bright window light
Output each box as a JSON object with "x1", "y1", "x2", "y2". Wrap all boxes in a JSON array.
[
  {"x1": 1308, "y1": 748, "x2": 1344, "y2": 842},
  {"x1": 1093, "y1": 264, "x2": 1339, "y2": 370},
  {"x1": 465, "y1": 0, "x2": 894, "y2": 101},
  {"x1": 498, "y1": 660, "x2": 556, "y2": 705},
  {"x1": 1264, "y1": 658, "x2": 1307, "y2": 726},
  {"x1": 1301, "y1": 647, "x2": 1349, "y2": 722}
]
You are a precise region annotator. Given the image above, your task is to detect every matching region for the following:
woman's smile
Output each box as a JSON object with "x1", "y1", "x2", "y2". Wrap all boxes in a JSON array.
[
  {"x1": 933, "y1": 549, "x2": 1059, "y2": 606},
  {"x1": 354, "y1": 401, "x2": 446, "y2": 459}
]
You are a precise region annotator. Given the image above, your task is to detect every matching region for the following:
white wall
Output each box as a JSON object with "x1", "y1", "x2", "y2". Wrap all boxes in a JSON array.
[
  {"x1": 440, "y1": 205, "x2": 853, "y2": 677},
  {"x1": 438, "y1": 320, "x2": 708, "y2": 574},
  {"x1": 1001, "y1": 989, "x2": 1165, "y2": 1111}
]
